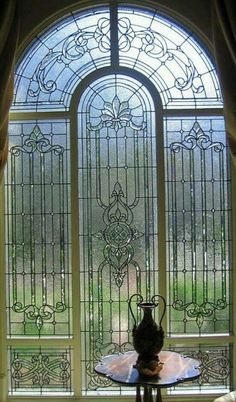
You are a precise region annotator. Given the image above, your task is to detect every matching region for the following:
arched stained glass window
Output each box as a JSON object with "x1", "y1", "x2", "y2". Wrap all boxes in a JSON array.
[
  {"x1": 77, "y1": 74, "x2": 158, "y2": 387},
  {"x1": 4, "y1": 2, "x2": 232, "y2": 400},
  {"x1": 12, "y1": 6, "x2": 221, "y2": 111}
]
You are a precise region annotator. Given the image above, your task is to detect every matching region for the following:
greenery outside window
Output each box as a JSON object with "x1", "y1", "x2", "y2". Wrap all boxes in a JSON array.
[{"x1": 2, "y1": 2, "x2": 233, "y2": 400}]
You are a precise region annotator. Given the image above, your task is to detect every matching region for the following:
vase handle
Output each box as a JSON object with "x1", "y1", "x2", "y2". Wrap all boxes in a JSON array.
[
  {"x1": 151, "y1": 294, "x2": 166, "y2": 327},
  {"x1": 128, "y1": 293, "x2": 143, "y2": 327}
]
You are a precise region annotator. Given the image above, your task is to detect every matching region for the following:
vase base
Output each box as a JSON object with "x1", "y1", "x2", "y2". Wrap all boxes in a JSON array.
[{"x1": 134, "y1": 360, "x2": 164, "y2": 377}]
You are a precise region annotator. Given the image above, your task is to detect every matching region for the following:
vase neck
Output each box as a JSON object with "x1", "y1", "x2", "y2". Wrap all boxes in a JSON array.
[{"x1": 142, "y1": 306, "x2": 154, "y2": 320}]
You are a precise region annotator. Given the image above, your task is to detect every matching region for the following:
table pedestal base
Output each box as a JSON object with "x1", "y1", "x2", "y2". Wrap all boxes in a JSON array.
[{"x1": 136, "y1": 386, "x2": 162, "y2": 402}]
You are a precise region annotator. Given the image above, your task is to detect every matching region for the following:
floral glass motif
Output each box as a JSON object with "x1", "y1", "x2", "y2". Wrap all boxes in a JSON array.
[
  {"x1": 12, "y1": 6, "x2": 222, "y2": 111},
  {"x1": 88, "y1": 92, "x2": 145, "y2": 286},
  {"x1": 89, "y1": 95, "x2": 146, "y2": 132},
  {"x1": 7, "y1": 124, "x2": 70, "y2": 335},
  {"x1": 93, "y1": 181, "x2": 144, "y2": 288},
  {"x1": 12, "y1": 8, "x2": 111, "y2": 111},
  {"x1": 118, "y1": 7, "x2": 222, "y2": 109},
  {"x1": 165, "y1": 117, "x2": 231, "y2": 334},
  {"x1": 77, "y1": 74, "x2": 158, "y2": 391},
  {"x1": 89, "y1": 94, "x2": 145, "y2": 288},
  {"x1": 6, "y1": 3, "x2": 232, "y2": 397}
]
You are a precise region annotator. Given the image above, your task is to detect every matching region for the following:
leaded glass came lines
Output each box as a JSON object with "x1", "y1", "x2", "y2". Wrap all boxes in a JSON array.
[
  {"x1": 165, "y1": 117, "x2": 231, "y2": 335},
  {"x1": 12, "y1": 8, "x2": 111, "y2": 111},
  {"x1": 5, "y1": 121, "x2": 71, "y2": 336},
  {"x1": 6, "y1": 2, "x2": 232, "y2": 398},
  {"x1": 12, "y1": 5, "x2": 222, "y2": 112},
  {"x1": 118, "y1": 7, "x2": 222, "y2": 109},
  {"x1": 78, "y1": 74, "x2": 158, "y2": 392},
  {"x1": 168, "y1": 344, "x2": 231, "y2": 394},
  {"x1": 9, "y1": 347, "x2": 72, "y2": 395}
]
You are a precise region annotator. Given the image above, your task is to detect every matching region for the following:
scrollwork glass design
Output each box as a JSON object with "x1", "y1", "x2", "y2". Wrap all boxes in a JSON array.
[
  {"x1": 12, "y1": 6, "x2": 222, "y2": 112},
  {"x1": 168, "y1": 345, "x2": 231, "y2": 394},
  {"x1": 118, "y1": 7, "x2": 222, "y2": 109},
  {"x1": 6, "y1": 2, "x2": 232, "y2": 397},
  {"x1": 9, "y1": 347, "x2": 72, "y2": 394},
  {"x1": 77, "y1": 74, "x2": 158, "y2": 392},
  {"x1": 165, "y1": 117, "x2": 231, "y2": 334},
  {"x1": 6, "y1": 122, "x2": 71, "y2": 336},
  {"x1": 12, "y1": 8, "x2": 110, "y2": 111}
]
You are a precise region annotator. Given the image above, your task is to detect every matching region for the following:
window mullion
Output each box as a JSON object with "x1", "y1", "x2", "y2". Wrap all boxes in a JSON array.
[
  {"x1": 70, "y1": 111, "x2": 82, "y2": 397},
  {"x1": 231, "y1": 162, "x2": 236, "y2": 390},
  {"x1": 110, "y1": 0, "x2": 119, "y2": 67},
  {"x1": 0, "y1": 180, "x2": 7, "y2": 402},
  {"x1": 156, "y1": 114, "x2": 168, "y2": 333},
  {"x1": 6, "y1": 2, "x2": 233, "y2": 397}
]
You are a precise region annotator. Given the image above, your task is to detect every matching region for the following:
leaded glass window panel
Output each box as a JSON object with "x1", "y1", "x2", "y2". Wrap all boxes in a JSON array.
[
  {"x1": 168, "y1": 344, "x2": 231, "y2": 395},
  {"x1": 77, "y1": 74, "x2": 159, "y2": 393},
  {"x1": 5, "y1": 121, "x2": 71, "y2": 337},
  {"x1": 165, "y1": 117, "x2": 231, "y2": 335},
  {"x1": 4, "y1": 2, "x2": 233, "y2": 399},
  {"x1": 12, "y1": 5, "x2": 223, "y2": 113},
  {"x1": 12, "y1": 8, "x2": 110, "y2": 111},
  {"x1": 118, "y1": 7, "x2": 222, "y2": 109},
  {"x1": 9, "y1": 347, "x2": 72, "y2": 395}
]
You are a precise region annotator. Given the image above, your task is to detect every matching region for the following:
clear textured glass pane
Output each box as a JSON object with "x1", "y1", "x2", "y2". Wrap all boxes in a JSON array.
[
  {"x1": 78, "y1": 74, "x2": 158, "y2": 394},
  {"x1": 165, "y1": 117, "x2": 232, "y2": 335},
  {"x1": 7, "y1": 3, "x2": 233, "y2": 398},
  {"x1": 12, "y1": 8, "x2": 110, "y2": 111},
  {"x1": 9, "y1": 347, "x2": 73, "y2": 395},
  {"x1": 168, "y1": 344, "x2": 231, "y2": 395},
  {"x1": 5, "y1": 121, "x2": 72, "y2": 337},
  {"x1": 118, "y1": 7, "x2": 222, "y2": 109}
]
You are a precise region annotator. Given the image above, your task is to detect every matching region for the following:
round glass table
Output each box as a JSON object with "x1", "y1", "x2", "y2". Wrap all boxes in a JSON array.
[{"x1": 94, "y1": 350, "x2": 201, "y2": 402}]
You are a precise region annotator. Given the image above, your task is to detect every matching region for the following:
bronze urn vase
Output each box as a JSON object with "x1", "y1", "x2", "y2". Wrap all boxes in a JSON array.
[{"x1": 128, "y1": 293, "x2": 166, "y2": 376}]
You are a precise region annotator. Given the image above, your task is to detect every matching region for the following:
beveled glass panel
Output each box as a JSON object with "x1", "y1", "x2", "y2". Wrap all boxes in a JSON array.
[
  {"x1": 77, "y1": 74, "x2": 158, "y2": 394},
  {"x1": 9, "y1": 347, "x2": 72, "y2": 395},
  {"x1": 118, "y1": 6, "x2": 222, "y2": 109},
  {"x1": 12, "y1": 8, "x2": 110, "y2": 111},
  {"x1": 5, "y1": 121, "x2": 71, "y2": 337},
  {"x1": 168, "y1": 344, "x2": 231, "y2": 395},
  {"x1": 164, "y1": 117, "x2": 231, "y2": 335}
]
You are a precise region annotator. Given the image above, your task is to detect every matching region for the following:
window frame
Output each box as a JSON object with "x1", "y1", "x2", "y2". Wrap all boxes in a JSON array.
[{"x1": 0, "y1": 2, "x2": 235, "y2": 401}]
